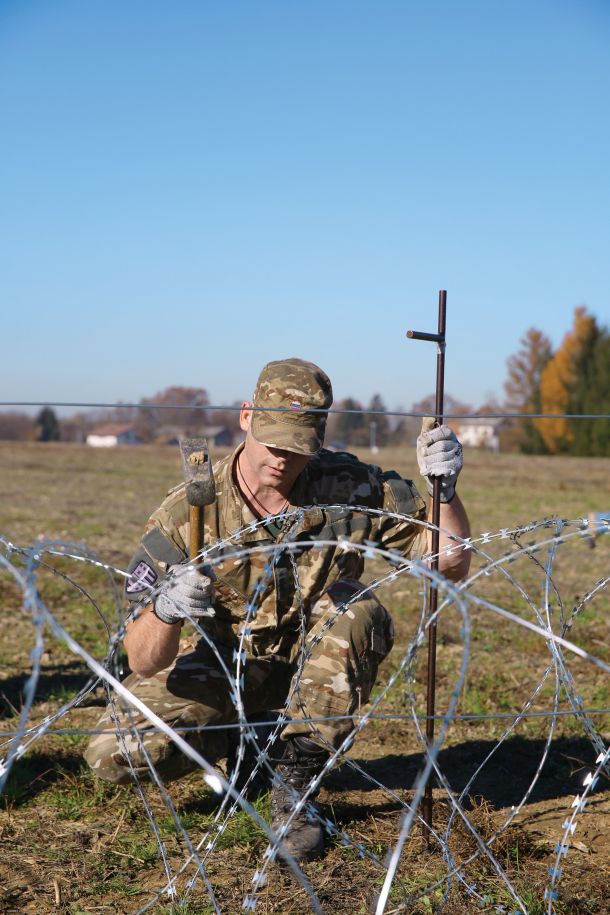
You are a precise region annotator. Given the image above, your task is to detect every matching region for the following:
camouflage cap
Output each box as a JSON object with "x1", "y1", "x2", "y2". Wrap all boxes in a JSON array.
[{"x1": 251, "y1": 358, "x2": 333, "y2": 455}]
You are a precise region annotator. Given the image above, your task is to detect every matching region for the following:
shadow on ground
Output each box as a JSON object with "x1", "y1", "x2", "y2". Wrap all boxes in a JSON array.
[
  {"x1": 2, "y1": 734, "x2": 604, "y2": 816},
  {"x1": 325, "y1": 734, "x2": 605, "y2": 811},
  {"x1": 0, "y1": 751, "x2": 90, "y2": 806},
  {"x1": 0, "y1": 659, "x2": 129, "y2": 718}
]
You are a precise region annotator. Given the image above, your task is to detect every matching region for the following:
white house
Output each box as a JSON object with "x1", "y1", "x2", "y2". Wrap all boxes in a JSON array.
[
  {"x1": 86, "y1": 423, "x2": 138, "y2": 448},
  {"x1": 456, "y1": 417, "x2": 503, "y2": 451}
]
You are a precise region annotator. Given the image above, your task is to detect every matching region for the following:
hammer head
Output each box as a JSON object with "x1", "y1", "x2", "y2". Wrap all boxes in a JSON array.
[{"x1": 179, "y1": 438, "x2": 216, "y2": 507}]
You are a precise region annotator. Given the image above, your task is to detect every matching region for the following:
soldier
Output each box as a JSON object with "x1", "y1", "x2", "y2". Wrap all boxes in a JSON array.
[{"x1": 85, "y1": 357, "x2": 470, "y2": 861}]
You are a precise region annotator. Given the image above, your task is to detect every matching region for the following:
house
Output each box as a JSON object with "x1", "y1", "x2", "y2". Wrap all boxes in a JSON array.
[
  {"x1": 86, "y1": 423, "x2": 138, "y2": 447},
  {"x1": 203, "y1": 425, "x2": 235, "y2": 447},
  {"x1": 455, "y1": 417, "x2": 503, "y2": 451},
  {"x1": 154, "y1": 425, "x2": 187, "y2": 446}
]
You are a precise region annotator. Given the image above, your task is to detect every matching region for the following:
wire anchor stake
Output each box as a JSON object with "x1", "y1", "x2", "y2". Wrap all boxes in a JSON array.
[{"x1": 407, "y1": 289, "x2": 447, "y2": 840}]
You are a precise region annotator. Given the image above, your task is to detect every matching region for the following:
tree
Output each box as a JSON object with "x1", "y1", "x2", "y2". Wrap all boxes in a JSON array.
[
  {"x1": 35, "y1": 407, "x2": 60, "y2": 442},
  {"x1": 386, "y1": 403, "x2": 411, "y2": 446},
  {"x1": 503, "y1": 327, "x2": 552, "y2": 453},
  {"x1": 410, "y1": 392, "x2": 472, "y2": 419},
  {"x1": 137, "y1": 386, "x2": 210, "y2": 440},
  {"x1": 332, "y1": 397, "x2": 365, "y2": 446},
  {"x1": 569, "y1": 327, "x2": 610, "y2": 456},
  {"x1": 209, "y1": 402, "x2": 242, "y2": 439},
  {"x1": 536, "y1": 307, "x2": 598, "y2": 454},
  {"x1": 587, "y1": 333, "x2": 610, "y2": 455},
  {"x1": 366, "y1": 394, "x2": 390, "y2": 448},
  {"x1": 59, "y1": 413, "x2": 88, "y2": 443},
  {"x1": 388, "y1": 414, "x2": 419, "y2": 446},
  {"x1": 0, "y1": 412, "x2": 35, "y2": 441}
]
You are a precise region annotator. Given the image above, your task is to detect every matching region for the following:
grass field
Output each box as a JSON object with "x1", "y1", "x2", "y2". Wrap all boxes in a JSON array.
[{"x1": 1, "y1": 441, "x2": 609, "y2": 914}]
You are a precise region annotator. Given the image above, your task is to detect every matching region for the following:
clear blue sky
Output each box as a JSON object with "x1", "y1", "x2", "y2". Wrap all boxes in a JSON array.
[{"x1": 1, "y1": 0, "x2": 608, "y2": 415}]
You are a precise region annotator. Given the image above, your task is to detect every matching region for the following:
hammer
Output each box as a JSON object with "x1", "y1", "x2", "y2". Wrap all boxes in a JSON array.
[{"x1": 179, "y1": 438, "x2": 216, "y2": 561}]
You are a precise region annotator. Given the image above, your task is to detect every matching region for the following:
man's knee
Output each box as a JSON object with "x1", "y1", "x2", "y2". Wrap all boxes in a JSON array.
[
  {"x1": 85, "y1": 731, "x2": 135, "y2": 784},
  {"x1": 312, "y1": 578, "x2": 394, "y2": 660},
  {"x1": 83, "y1": 677, "x2": 233, "y2": 785},
  {"x1": 85, "y1": 711, "x2": 232, "y2": 784}
]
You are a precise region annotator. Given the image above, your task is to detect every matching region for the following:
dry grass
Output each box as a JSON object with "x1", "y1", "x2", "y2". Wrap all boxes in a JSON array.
[{"x1": 1, "y1": 441, "x2": 609, "y2": 914}]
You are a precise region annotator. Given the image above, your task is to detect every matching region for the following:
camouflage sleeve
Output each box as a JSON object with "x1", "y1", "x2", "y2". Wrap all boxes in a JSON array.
[
  {"x1": 375, "y1": 470, "x2": 428, "y2": 559},
  {"x1": 124, "y1": 484, "x2": 189, "y2": 602}
]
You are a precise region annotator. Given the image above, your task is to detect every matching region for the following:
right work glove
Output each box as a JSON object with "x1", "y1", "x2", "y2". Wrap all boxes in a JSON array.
[
  {"x1": 416, "y1": 417, "x2": 463, "y2": 503},
  {"x1": 153, "y1": 564, "x2": 215, "y2": 624}
]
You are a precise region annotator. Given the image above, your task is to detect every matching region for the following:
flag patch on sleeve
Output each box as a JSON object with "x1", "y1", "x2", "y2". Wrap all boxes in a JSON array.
[{"x1": 126, "y1": 560, "x2": 158, "y2": 594}]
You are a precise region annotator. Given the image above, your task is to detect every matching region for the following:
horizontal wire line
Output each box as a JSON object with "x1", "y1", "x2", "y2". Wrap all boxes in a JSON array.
[
  {"x1": 1, "y1": 401, "x2": 609, "y2": 420},
  {"x1": 2, "y1": 707, "x2": 610, "y2": 739}
]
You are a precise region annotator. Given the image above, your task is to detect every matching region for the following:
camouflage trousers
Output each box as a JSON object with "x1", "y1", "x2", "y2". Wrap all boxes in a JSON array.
[{"x1": 85, "y1": 579, "x2": 393, "y2": 784}]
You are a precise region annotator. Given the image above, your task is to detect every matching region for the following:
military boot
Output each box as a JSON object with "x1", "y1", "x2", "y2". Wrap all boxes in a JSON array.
[{"x1": 270, "y1": 735, "x2": 329, "y2": 862}]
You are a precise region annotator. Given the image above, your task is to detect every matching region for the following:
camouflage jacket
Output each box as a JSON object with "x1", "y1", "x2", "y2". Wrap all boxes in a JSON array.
[{"x1": 125, "y1": 445, "x2": 427, "y2": 656}]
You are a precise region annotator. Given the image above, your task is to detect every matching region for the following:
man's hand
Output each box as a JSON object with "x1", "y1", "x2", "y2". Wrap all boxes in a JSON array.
[
  {"x1": 416, "y1": 417, "x2": 463, "y2": 504},
  {"x1": 153, "y1": 564, "x2": 215, "y2": 625}
]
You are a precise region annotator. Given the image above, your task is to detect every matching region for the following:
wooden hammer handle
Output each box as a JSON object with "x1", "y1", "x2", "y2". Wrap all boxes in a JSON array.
[{"x1": 189, "y1": 504, "x2": 204, "y2": 561}]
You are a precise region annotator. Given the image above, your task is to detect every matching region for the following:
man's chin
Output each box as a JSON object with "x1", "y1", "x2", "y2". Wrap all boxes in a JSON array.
[
  {"x1": 266, "y1": 467, "x2": 285, "y2": 481},
  {"x1": 264, "y1": 471, "x2": 292, "y2": 491}
]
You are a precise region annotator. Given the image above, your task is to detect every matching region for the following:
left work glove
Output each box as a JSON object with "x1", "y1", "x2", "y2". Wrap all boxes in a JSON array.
[
  {"x1": 416, "y1": 417, "x2": 463, "y2": 503},
  {"x1": 153, "y1": 564, "x2": 215, "y2": 624}
]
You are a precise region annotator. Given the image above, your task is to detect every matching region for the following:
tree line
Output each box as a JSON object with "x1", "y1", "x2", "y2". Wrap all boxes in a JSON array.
[
  {"x1": 0, "y1": 389, "x2": 447, "y2": 448},
  {"x1": 503, "y1": 306, "x2": 610, "y2": 455},
  {"x1": 2, "y1": 306, "x2": 607, "y2": 456}
]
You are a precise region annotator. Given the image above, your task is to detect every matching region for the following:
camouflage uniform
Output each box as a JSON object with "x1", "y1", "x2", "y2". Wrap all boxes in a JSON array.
[{"x1": 85, "y1": 445, "x2": 427, "y2": 784}]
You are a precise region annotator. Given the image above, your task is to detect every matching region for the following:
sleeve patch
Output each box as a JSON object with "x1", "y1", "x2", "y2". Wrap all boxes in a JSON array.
[
  {"x1": 125, "y1": 559, "x2": 158, "y2": 595},
  {"x1": 142, "y1": 526, "x2": 185, "y2": 565}
]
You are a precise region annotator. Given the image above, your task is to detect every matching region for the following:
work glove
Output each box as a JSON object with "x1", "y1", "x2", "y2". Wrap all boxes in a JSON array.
[
  {"x1": 416, "y1": 417, "x2": 463, "y2": 503},
  {"x1": 153, "y1": 564, "x2": 215, "y2": 624}
]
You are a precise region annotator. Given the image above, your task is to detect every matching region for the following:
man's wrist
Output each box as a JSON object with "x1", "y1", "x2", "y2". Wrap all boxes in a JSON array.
[
  {"x1": 440, "y1": 487, "x2": 456, "y2": 504},
  {"x1": 152, "y1": 603, "x2": 183, "y2": 625},
  {"x1": 426, "y1": 478, "x2": 456, "y2": 503}
]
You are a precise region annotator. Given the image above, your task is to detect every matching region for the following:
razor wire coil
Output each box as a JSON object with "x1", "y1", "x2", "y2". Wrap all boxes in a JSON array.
[{"x1": 1, "y1": 510, "x2": 609, "y2": 914}]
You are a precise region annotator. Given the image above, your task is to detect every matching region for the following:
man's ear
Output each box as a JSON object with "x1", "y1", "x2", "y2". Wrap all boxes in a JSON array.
[{"x1": 239, "y1": 401, "x2": 252, "y2": 433}]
